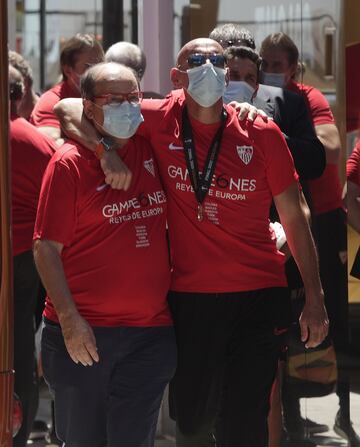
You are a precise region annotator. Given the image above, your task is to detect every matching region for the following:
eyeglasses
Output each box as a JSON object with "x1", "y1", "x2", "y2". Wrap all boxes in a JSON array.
[
  {"x1": 187, "y1": 53, "x2": 226, "y2": 69},
  {"x1": 93, "y1": 91, "x2": 143, "y2": 105}
]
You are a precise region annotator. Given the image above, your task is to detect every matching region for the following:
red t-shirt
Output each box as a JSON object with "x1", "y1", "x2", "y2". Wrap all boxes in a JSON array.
[
  {"x1": 34, "y1": 135, "x2": 172, "y2": 327},
  {"x1": 30, "y1": 81, "x2": 80, "y2": 129},
  {"x1": 138, "y1": 91, "x2": 298, "y2": 293},
  {"x1": 10, "y1": 115, "x2": 56, "y2": 256},
  {"x1": 287, "y1": 80, "x2": 342, "y2": 215},
  {"x1": 347, "y1": 142, "x2": 360, "y2": 186}
]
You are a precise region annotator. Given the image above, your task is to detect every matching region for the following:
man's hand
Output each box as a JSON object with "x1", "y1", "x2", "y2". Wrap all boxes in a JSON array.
[
  {"x1": 60, "y1": 312, "x2": 99, "y2": 366},
  {"x1": 299, "y1": 298, "x2": 329, "y2": 348},
  {"x1": 100, "y1": 151, "x2": 132, "y2": 190},
  {"x1": 227, "y1": 101, "x2": 268, "y2": 122}
]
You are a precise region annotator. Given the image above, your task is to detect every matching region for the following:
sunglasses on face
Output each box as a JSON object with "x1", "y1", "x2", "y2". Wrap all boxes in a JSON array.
[
  {"x1": 93, "y1": 91, "x2": 143, "y2": 106},
  {"x1": 187, "y1": 53, "x2": 226, "y2": 69}
]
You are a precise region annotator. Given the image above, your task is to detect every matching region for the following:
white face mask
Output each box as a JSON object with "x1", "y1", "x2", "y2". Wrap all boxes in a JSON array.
[
  {"x1": 260, "y1": 71, "x2": 286, "y2": 88},
  {"x1": 186, "y1": 64, "x2": 227, "y2": 108},
  {"x1": 223, "y1": 80, "x2": 256, "y2": 104},
  {"x1": 97, "y1": 101, "x2": 144, "y2": 139}
]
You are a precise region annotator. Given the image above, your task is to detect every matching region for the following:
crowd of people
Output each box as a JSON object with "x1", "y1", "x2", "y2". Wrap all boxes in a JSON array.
[{"x1": 8, "y1": 21, "x2": 360, "y2": 447}]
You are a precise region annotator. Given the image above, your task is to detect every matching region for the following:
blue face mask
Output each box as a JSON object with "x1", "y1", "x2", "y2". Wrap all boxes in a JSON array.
[
  {"x1": 186, "y1": 64, "x2": 226, "y2": 108},
  {"x1": 223, "y1": 80, "x2": 256, "y2": 104},
  {"x1": 100, "y1": 102, "x2": 144, "y2": 139},
  {"x1": 260, "y1": 71, "x2": 286, "y2": 88}
]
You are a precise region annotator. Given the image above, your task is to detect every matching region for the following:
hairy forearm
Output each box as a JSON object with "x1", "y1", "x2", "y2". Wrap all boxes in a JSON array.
[
  {"x1": 315, "y1": 123, "x2": 341, "y2": 165},
  {"x1": 54, "y1": 98, "x2": 98, "y2": 151},
  {"x1": 282, "y1": 211, "x2": 322, "y2": 300},
  {"x1": 33, "y1": 239, "x2": 79, "y2": 323},
  {"x1": 37, "y1": 126, "x2": 64, "y2": 147},
  {"x1": 275, "y1": 185, "x2": 323, "y2": 300}
]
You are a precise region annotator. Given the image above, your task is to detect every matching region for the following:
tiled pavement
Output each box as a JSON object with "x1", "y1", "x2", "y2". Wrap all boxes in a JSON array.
[
  {"x1": 28, "y1": 386, "x2": 360, "y2": 446},
  {"x1": 29, "y1": 374, "x2": 360, "y2": 447}
]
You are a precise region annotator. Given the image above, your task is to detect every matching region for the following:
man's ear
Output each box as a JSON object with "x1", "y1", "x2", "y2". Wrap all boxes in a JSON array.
[
  {"x1": 289, "y1": 62, "x2": 299, "y2": 80},
  {"x1": 225, "y1": 67, "x2": 230, "y2": 86},
  {"x1": 170, "y1": 67, "x2": 187, "y2": 89},
  {"x1": 83, "y1": 99, "x2": 94, "y2": 120},
  {"x1": 62, "y1": 64, "x2": 72, "y2": 79}
]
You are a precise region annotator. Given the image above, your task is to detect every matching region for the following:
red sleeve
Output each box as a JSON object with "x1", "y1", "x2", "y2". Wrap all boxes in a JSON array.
[
  {"x1": 347, "y1": 143, "x2": 360, "y2": 186},
  {"x1": 305, "y1": 86, "x2": 335, "y2": 126},
  {"x1": 258, "y1": 119, "x2": 298, "y2": 196},
  {"x1": 30, "y1": 89, "x2": 61, "y2": 128},
  {"x1": 34, "y1": 146, "x2": 79, "y2": 246},
  {"x1": 137, "y1": 98, "x2": 168, "y2": 140}
]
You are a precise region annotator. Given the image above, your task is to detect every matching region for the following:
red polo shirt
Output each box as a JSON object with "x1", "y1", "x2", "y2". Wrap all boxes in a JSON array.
[
  {"x1": 10, "y1": 115, "x2": 56, "y2": 256},
  {"x1": 287, "y1": 80, "x2": 342, "y2": 215},
  {"x1": 34, "y1": 135, "x2": 171, "y2": 327},
  {"x1": 138, "y1": 91, "x2": 298, "y2": 293},
  {"x1": 30, "y1": 80, "x2": 80, "y2": 129}
]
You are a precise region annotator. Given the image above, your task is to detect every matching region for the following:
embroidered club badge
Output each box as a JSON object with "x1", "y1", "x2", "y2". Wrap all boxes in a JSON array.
[
  {"x1": 144, "y1": 159, "x2": 155, "y2": 177},
  {"x1": 236, "y1": 145, "x2": 253, "y2": 165}
]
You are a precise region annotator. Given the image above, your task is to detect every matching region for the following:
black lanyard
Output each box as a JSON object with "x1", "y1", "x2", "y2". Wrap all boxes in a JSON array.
[{"x1": 182, "y1": 106, "x2": 227, "y2": 221}]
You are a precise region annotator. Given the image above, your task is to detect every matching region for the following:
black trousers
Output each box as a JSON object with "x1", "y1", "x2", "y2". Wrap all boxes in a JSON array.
[
  {"x1": 42, "y1": 322, "x2": 177, "y2": 447},
  {"x1": 168, "y1": 287, "x2": 289, "y2": 447},
  {"x1": 315, "y1": 208, "x2": 350, "y2": 418},
  {"x1": 13, "y1": 250, "x2": 40, "y2": 447}
]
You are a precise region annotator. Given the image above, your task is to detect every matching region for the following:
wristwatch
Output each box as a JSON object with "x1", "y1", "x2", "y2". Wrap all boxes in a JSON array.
[{"x1": 95, "y1": 136, "x2": 116, "y2": 160}]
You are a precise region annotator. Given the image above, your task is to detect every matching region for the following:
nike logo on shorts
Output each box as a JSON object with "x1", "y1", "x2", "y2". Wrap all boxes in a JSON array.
[{"x1": 274, "y1": 327, "x2": 288, "y2": 336}]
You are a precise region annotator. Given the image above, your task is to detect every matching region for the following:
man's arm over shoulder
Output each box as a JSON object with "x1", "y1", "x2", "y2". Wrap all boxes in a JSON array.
[
  {"x1": 54, "y1": 98, "x2": 132, "y2": 190},
  {"x1": 36, "y1": 126, "x2": 63, "y2": 145},
  {"x1": 54, "y1": 98, "x2": 96, "y2": 149},
  {"x1": 31, "y1": 89, "x2": 64, "y2": 145}
]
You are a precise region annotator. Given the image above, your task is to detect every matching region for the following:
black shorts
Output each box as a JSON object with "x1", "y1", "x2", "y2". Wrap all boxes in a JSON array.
[{"x1": 168, "y1": 287, "x2": 289, "y2": 447}]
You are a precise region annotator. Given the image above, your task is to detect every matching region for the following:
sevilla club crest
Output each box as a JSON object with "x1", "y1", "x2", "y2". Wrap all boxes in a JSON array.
[
  {"x1": 144, "y1": 159, "x2": 155, "y2": 177},
  {"x1": 236, "y1": 145, "x2": 253, "y2": 165}
]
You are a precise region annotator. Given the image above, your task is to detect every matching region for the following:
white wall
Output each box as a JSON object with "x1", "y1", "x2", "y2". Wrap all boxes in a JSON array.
[
  {"x1": 138, "y1": 0, "x2": 174, "y2": 96},
  {"x1": 7, "y1": 0, "x2": 16, "y2": 50}
]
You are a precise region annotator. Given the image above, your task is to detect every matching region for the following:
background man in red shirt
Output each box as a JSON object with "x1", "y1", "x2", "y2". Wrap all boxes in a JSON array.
[
  {"x1": 259, "y1": 32, "x2": 357, "y2": 447},
  {"x1": 33, "y1": 62, "x2": 176, "y2": 447},
  {"x1": 9, "y1": 50, "x2": 39, "y2": 120},
  {"x1": 9, "y1": 65, "x2": 56, "y2": 447},
  {"x1": 30, "y1": 33, "x2": 104, "y2": 145}
]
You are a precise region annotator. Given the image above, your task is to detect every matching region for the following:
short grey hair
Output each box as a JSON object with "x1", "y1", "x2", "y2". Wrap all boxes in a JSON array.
[
  {"x1": 9, "y1": 50, "x2": 34, "y2": 86},
  {"x1": 105, "y1": 41, "x2": 146, "y2": 80},
  {"x1": 80, "y1": 62, "x2": 138, "y2": 100}
]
